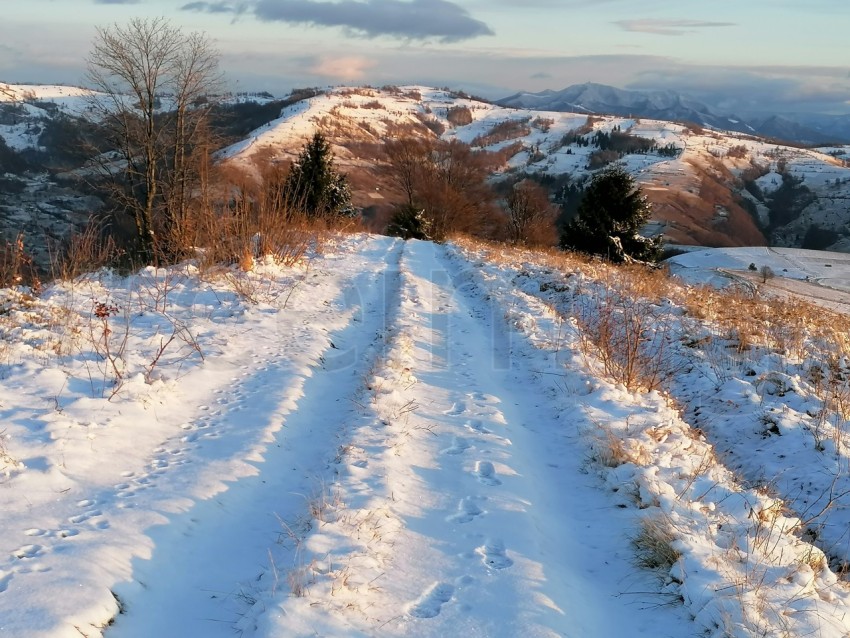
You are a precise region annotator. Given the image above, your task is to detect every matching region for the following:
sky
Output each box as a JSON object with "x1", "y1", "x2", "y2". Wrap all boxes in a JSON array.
[{"x1": 1, "y1": 0, "x2": 849, "y2": 115}]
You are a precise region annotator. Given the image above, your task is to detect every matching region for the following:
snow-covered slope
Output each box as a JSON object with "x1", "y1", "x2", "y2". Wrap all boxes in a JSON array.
[
  {"x1": 497, "y1": 82, "x2": 755, "y2": 137},
  {"x1": 498, "y1": 83, "x2": 850, "y2": 146},
  {"x1": 221, "y1": 85, "x2": 850, "y2": 251},
  {"x1": 4, "y1": 236, "x2": 850, "y2": 636}
]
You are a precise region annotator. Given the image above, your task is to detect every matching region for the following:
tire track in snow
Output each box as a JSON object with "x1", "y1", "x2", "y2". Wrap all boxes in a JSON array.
[
  {"x1": 382, "y1": 241, "x2": 693, "y2": 636},
  {"x1": 98, "y1": 237, "x2": 406, "y2": 638},
  {"x1": 255, "y1": 240, "x2": 695, "y2": 637}
]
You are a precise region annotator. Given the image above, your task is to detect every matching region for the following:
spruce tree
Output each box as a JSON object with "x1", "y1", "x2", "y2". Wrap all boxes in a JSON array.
[
  {"x1": 560, "y1": 165, "x2": 662, "y2": 263},
  {"x1": 285, "y1": 132, "x2": 353, "y2": 218}
]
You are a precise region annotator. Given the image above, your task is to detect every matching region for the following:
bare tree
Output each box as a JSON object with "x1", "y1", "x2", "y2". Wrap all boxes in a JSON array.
[
  {"x1": 505, "y1": 179, "x2": 558, "y2": 245},
  {"x1": 382, "y1": 137, "x2": 498, "y2": 241},
  {"x1": 87, "y1": 17, "x2": 222, "y2": 261},
  {"x1": 384, "y1": 137, "x2": 428, "y2": 208}
]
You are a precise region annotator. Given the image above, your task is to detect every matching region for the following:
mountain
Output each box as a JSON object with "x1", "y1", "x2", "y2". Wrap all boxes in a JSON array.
[
  {"x1": 784, "y1": 112, "x2": 850, "y2": 145},
  {"x1": 498, "y1": 83, "x2": 850, "y2": 146},
  {"x1": 497, "y1": 82, "x2": 756, "y2": 136}
]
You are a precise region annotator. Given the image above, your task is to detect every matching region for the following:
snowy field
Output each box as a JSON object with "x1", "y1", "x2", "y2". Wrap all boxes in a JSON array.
[
  {"x1": 669, "y1": 245, "x2": 850, "y2": 311},
  {"x1": 3, "y1": 237, "x2": 850, "y2": 636}
]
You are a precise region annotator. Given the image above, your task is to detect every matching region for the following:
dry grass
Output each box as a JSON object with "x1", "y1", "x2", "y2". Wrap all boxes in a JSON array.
[
  {"x1": 632, "y1": 513, "x2": 681, "y2": 572},
  {"x1": 49, "y1": 222, "x2": 121, "y2": 283},
  {"x1": 589, "y1": 421, "x2": 651, "y2": 468},
  {"x1": 0, "y1": 430, "x2": 21, "y2": 478},
  {"x1": 454, "y1": 236, "x2": 850, "y2": 404}
]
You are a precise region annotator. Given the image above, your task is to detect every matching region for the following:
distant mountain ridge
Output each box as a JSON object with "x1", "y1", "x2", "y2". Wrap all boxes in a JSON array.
[{"x1": 497, "y1": 83, "x2": 849, "y2": 146}]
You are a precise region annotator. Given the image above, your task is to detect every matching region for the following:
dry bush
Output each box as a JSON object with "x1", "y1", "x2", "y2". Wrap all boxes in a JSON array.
[
  {"x1": 191, "y1": 160, "x2": 325, "y2": 271},
  {"x1": 532, "y1": 117, "x2": 554, "y2": 133},
  {"x1": 727, "y1": 144, "x2": 749, "y2": 159},
  {"x1": 574, "y1": 276, "x2": 677, "y2": 392},
  {"x1": 0, "y1": 234, "x2": 39, "y2": 289},
  {"x1": 50, "y1": 221, "x2": 120, "y2": 282},
  {"x1": 446, "y1": 106, "x2": 473, "y2": 126},
  {"x1": 504, "y1": 179, "x2": 558, "y2": 246},
  {"x1": 589, "y1": 421, "x2": 650, "y2": 468},
  {"x1": 414, "y1": 112, "x2": 445, "y2": 136},
  {"x1": 338, "y1": 87, "x2": 375, "y2": 98},
  {"x1": 0, "y1": 430, "x2": 21, "y2": 478}
]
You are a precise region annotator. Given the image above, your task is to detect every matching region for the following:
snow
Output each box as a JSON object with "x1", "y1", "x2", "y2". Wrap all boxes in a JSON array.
[{"x1": 4, "y1": 235, "x2": 850, "y2": 636}]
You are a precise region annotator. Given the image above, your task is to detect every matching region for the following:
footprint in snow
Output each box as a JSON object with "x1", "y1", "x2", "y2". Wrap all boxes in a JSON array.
[
  {"x1": 474, "y1": 461, "x2": 501, "y2": 486},
  {"x1": 446, "y1": 496, "x2": 485, "y2": 524},
  {"x1": 464, "y1": 419, "x2": 491, "y2": 435},
  {"x1": 477, "y1": 539, "x2": 513, "y2": 570},
  {"x1": 23, "y1": 529, "x2": 47, "y2": 537},
  {"x1": 408, "y1": 582, "x2": 455, "y2": 618},
  {"x1": 12, "y1": 544, "x2": 44, "y2": 560},
  {"x1": 441, "y1": 436, "x2": 471, "y2": 455},
  {"x1": 0, "y1": 570, "x2": 11, "y2": 592},
  {"x1": 68, "y1": 509, "x2": 102, "y2": 525},
  {"x1": 444, "y1": 401, "x2": 467, "y2": 417},
  {"x1": 469, "y1": 391, "x2": 500, "y2": 406}
]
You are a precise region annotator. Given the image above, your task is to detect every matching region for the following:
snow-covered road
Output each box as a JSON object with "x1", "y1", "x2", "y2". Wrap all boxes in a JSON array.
[
  {"x1": 102, "y1": 240, "x2": 693, "y2": 637},
  {"x1": 8, "y1": 236, "x2": 850, "y2": 638}
]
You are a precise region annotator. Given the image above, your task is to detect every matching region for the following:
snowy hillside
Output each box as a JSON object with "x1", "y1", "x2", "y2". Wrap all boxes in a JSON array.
[
  {"x1": 221, "y1": 85, "x2": 850, "y2": 251},
  {"x1": 4, "y1": 235, "x2": 850, "y2": 636},
  {"x1": 1, "y1": 81, "x2": 850, "y2": 253}
]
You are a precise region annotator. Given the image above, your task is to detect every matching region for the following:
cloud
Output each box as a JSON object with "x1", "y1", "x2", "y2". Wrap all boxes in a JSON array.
[
  {"x1": 94, "y1": 0, "x2": 142, "y2": 4},
  {"x1": 309, "y1": 54, "x2": 376, "y2": 80},
  {"x1": 530, "y1": 72, "x2": 552, "y2": 80},
  {"x1": 181, "y1": 2, "x2": 239, "y2": 12},
  {"x1": 184, "y1": 0, "x2": 494, "y2": 42},
  {"x1": 614, "y1": 19, "x2": 735, "y2": 36}
]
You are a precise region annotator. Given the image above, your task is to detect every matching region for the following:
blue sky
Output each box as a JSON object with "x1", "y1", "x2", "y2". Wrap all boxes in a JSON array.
[{"x1": 2, "y1": 0, "x2": 849, "y2": 114}]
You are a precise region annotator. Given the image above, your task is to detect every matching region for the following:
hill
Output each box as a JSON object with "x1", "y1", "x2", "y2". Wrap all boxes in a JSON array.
[
  {"x1": 219, "y1": 85, "x2": 850, "y2": 251},
  {"x1": 497, "y1": 82, "x2": 850, "y2": 146},
  {"x1": 2, "y1": 82, "x2": 850, "y2": 258}
]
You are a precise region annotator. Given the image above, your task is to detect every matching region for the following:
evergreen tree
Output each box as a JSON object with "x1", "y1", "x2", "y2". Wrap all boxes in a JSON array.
[
  {"x1": 386, "y1": 204, "x2": 433, "y2": 240},
  {"x1": 285, "y1": 132, "x2": 354, "y2": 218},
  {"x1": 560, "y1": 165, "x2": 662, "y2": 263}
]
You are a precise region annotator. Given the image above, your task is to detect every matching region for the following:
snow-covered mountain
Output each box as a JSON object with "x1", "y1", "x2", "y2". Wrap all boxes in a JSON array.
[
  {"x1": 498, "y1": 83, "x2": 847, "y2": 146},
  {"x1": 497, "y1": 82, "x2": 755, "y2": 136}
]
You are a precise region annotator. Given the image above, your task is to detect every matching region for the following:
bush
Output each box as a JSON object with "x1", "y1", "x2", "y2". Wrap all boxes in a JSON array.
[{"x1": 446, "y1": 106, "x2": 473, "y2": 126}]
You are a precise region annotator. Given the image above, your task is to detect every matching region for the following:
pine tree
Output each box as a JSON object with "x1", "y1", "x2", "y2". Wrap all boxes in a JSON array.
[
  {"x1": 560, "y1": 165, "x2": 663, "y2": 263},
  {"x1": 386, "y1": 204, "x2": 433, "y2": 240},
  {"x1": 285, "y1": 132, "x2": 354, "y2": 218}
]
